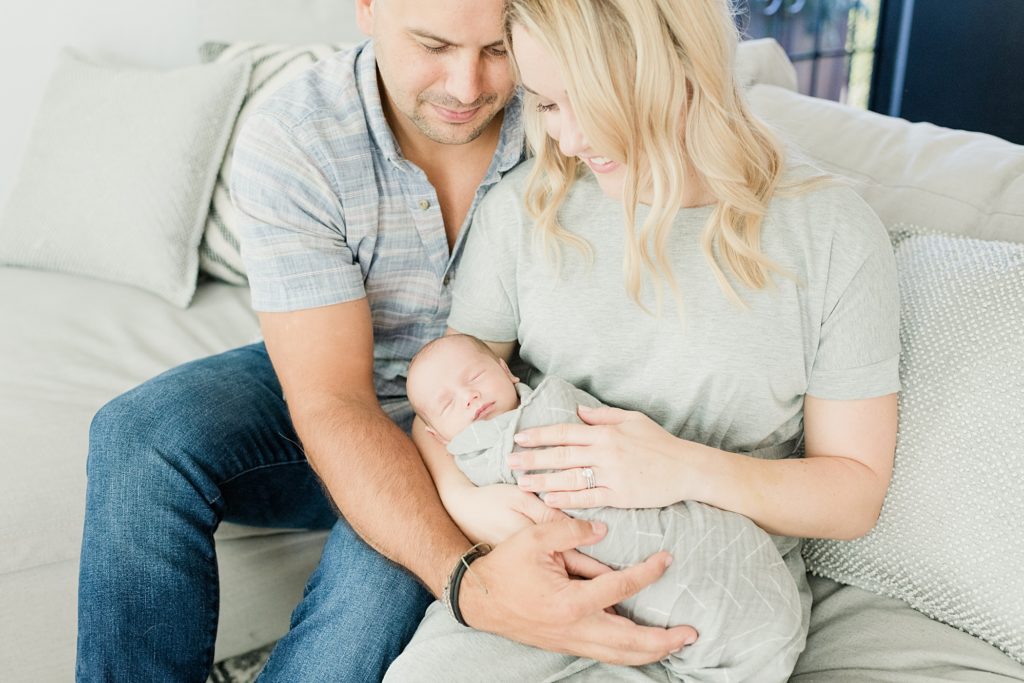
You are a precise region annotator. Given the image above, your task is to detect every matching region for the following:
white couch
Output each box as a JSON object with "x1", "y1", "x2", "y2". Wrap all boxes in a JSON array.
[{"x1": 1, "y1": 4, "x2": 1022, "y2": 682}]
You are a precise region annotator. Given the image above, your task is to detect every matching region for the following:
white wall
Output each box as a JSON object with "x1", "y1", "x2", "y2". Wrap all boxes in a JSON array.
[{"x1": 0, "y1": 0, "x2": 365, "y2": 211}]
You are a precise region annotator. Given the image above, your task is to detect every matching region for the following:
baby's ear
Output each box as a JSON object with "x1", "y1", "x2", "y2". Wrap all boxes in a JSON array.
[
  {"x1": 425, "y1": 425, "x2": 448, "y2": 445},
  {"x1": 498, "y1": 358, "x2": 519, "y2": 384}
]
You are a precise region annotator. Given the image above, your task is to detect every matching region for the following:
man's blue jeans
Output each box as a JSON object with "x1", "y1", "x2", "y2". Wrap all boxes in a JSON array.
[{"x1": 76, "y1": 343, "x2": 432, "y2": 682}]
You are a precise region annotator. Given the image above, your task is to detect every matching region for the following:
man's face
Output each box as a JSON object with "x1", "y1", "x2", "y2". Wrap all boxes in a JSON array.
[
  {"x1": 357, "y1": 0, "x2": 516, "y2": 146},
  {"x1": 407, "y1": 338, "x2": 520, "y2": 443}
]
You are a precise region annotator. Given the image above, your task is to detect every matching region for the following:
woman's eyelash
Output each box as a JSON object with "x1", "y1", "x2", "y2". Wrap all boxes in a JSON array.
[
  {"x1": 422, "y1": 44, "x2": 447, "y2": 54},
  {"x1": 535, "y1": 103, "x2": 557, "y2": 113}
]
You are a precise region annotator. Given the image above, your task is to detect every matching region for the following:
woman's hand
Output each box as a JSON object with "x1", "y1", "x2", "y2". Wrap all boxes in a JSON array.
[
  {"x1": 511, "y1": 405, "x2": 697, "y2": 509},
  {"x1": 443, "y1": 481, "x2": 569, "y2": 546}
]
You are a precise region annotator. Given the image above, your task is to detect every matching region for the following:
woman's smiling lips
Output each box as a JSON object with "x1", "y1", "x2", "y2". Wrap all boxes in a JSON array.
[{"x1": 581, "y1": 155, "x2": 620, "y2": 174}]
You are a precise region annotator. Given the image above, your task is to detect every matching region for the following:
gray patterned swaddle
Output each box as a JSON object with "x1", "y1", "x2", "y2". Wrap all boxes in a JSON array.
[{"x1": 448, "y1": 376, "x2": 806, "y2": 682}]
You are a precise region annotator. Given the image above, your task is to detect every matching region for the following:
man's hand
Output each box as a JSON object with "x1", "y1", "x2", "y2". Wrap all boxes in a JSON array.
[
  {"x1": 445, "y1": 482, "x2": 567, "y2": 546},
  {"x1": 458, "y1": 518, "x2": 698, "y2": 665}
]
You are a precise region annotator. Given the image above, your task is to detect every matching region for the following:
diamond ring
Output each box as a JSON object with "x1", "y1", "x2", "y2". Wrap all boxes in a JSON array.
[{"x1": 581, "y1": 467, "x2": 597, "y2": 490}]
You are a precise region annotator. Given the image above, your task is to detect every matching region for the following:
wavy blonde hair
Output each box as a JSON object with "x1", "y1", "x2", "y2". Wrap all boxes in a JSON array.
[{"x1": 504, "y1": 0, "x2": 807, "y2": 311}]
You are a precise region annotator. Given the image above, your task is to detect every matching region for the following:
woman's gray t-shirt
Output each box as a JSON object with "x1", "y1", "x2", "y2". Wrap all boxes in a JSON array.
[{"x1": 447, "y1": 161, "x2": 900, "y2": 458}]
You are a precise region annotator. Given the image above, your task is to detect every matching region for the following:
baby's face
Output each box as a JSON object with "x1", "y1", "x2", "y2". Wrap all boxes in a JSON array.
[{"x1": 408, "y1": 339, "x2": 520, "y2": 443}]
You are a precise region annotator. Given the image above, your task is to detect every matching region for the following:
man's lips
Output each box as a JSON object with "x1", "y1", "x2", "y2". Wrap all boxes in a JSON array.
[
  {"x1": 432, "y1": 103, "x2": 481, "y2": 123},
  {"x1": 474, "y1": 402, "x2": 495, "y2": 420}
]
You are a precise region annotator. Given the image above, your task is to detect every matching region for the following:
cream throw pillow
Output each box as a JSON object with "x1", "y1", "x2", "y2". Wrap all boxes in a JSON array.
[
  {"x1": 802, "y1": 226, "x2": 1024, "y2": 664},
  {"x1": 0, "y1": 50, "x2": 250, "y2": 307},
  {"x1": 197, "y1": 41, "x2": 348, "y2": 284}
]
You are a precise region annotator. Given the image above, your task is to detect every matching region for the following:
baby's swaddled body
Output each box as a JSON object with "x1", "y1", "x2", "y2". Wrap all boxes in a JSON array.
[{"x1": 448, "y1": 376, "x2": 806, "y2": 682}]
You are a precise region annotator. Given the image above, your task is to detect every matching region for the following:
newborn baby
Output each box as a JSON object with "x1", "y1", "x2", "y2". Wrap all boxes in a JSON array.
[{"x1": 406, "y1": 334, "x2": 806, "y2": 682}]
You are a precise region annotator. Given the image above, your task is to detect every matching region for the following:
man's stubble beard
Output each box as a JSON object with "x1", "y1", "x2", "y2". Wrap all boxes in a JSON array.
[{"x1": 407, "y1": 93, "x2": 503, "y2": 146}]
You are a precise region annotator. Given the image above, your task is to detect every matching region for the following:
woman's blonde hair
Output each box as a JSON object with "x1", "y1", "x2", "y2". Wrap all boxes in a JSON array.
[{"x1": 504, "y1": 0, "x2": 804, "y2": 311}]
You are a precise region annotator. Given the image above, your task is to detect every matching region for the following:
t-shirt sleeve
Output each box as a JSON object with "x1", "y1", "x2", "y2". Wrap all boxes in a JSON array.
[
  {"x1": 230, "y1": 112, "x2": 364, "y2": 312},
  {"x1": 446, "y1": 177, "x2": 523, "y2": 342},
  {"x1": 807, "y1": 194, "x2": 901, "y2": 400}
]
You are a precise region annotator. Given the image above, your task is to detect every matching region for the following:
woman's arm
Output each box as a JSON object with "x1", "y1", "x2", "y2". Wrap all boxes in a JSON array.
[
  {"x1": 694, "y1": 393, "x2": 897, "y2": 539},
  {"x1": 512, "y1": 392, "x2": 898, "y2": 540}
]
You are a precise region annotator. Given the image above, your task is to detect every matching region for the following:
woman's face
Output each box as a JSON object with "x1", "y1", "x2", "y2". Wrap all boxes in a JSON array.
[{"x1": 511, "y1": 25, "x2": 626, "y2": 200}]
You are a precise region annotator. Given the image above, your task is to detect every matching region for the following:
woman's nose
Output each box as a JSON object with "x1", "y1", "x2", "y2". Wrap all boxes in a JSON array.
[{"x1": 557, "y1": 110, "x2": 588, "y2": 157}]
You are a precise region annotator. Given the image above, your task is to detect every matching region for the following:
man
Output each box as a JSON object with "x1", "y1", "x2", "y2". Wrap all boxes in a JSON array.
[{"x1": 77, "y1": 1, "x2": 693, "y2": 680}]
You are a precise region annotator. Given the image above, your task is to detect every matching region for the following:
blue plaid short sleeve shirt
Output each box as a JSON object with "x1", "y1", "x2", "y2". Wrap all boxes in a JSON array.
[{"x1": 230, "y1": 41, "x2": 525, "y2": 422}]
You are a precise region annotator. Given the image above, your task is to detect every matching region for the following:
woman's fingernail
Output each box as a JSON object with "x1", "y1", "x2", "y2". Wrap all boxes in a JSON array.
[
  {"x1": 684, "y1": 633, "x2": 698, "y2": 646},
  {"x1": 664, "y1": 555, "x2": 674, "y2": 568},
  {"x1": 508, "y1": 455, "x2": 521, "y2": 467},
  {"x1": 514, "y1": 433, "x2": 528, "y2": 445}
]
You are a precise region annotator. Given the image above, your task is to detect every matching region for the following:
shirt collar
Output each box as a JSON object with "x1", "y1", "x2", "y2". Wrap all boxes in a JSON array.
[
  {"x1": 355, "y1": 41, "x2": 403, "y2": 163},
  {"x1": 355, "y1": 40, "x2": 526, "y2": 174},
  {"x1": 490, "y1": 88, "x2": 526, "y2": 179}
]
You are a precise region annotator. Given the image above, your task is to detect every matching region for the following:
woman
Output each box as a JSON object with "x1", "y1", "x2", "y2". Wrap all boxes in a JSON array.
[{"x1": 388, "y1": 0, "x2": 899, "y2": 680}]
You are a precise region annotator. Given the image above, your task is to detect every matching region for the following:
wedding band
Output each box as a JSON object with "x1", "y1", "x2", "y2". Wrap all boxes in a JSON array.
[{"x1": 581, "y1": 467, "x2": 597, "y2": 490}]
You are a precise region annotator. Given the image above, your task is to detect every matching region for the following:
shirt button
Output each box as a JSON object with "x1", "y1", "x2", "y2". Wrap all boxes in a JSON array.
[
  {"x1": 442, "y1": 273, "x2": 451, "y2": 286},
  {"x1": 419, "y1": 199, "x2": 430, "y2": 210}
]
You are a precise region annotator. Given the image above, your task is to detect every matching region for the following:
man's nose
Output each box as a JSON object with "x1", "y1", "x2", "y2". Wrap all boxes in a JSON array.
[{"x1": 446, "y1": 52, "x2": 484, "y2": 105}]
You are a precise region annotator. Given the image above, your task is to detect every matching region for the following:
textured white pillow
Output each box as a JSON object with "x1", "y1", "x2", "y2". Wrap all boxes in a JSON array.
[
  {"x1": 802, "y1": 226, "x2": 1024, "y2": 663},
  {"x1": 196, "y1": 41, "x2": 348, "y2": 284},
  {"x1": 0, "y1": 49, "x2": 250, "y2": 307}
]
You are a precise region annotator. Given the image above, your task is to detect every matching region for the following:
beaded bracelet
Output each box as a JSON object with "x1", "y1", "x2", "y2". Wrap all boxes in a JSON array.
[{"x1": 441, "y1": 543, "x2": 492, "y2": 627}]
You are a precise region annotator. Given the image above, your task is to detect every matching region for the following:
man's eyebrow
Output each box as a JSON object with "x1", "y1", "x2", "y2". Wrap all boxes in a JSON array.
[{"x1": 408, "y1": 29, "x2": 504, "y2": 49}]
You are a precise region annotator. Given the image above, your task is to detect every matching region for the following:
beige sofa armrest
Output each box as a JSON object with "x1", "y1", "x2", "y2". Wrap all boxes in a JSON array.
[
  {"x1": 736, "y1": 38, "x2": 798, "y2": 92},
  {"x1": 748, "y1": 84, "x2": 1024, "y2": 244}
]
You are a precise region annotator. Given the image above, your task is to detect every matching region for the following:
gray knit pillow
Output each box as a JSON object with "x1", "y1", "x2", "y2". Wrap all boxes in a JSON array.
[
  {"x1": 0, "y1": 50, "x2": 249, "y2": 307},
  {"x1": 802, "y1": 226, "x2": 1024, "y2": 663},
  {"x1": 196, "y1": 41, "x2": 348, "y2": 284}
]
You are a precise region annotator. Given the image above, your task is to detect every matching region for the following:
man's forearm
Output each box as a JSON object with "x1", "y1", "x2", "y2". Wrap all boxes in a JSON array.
[{"x1": 294, "y1": 396, "x2": 470, "y2": 596}]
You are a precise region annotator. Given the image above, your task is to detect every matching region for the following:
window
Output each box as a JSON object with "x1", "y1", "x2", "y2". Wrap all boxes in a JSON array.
[{"x1": 736, "y1": 0, "x2": 881, "y2": 109}]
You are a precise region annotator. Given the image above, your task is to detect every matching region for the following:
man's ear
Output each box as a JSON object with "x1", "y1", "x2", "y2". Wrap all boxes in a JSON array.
[
  {"x1": 354, "y1": 0, "x2": 376, "y2": 37},
  {"x1": 498, "y1": 358, "x2": 520, "y2": 384}
]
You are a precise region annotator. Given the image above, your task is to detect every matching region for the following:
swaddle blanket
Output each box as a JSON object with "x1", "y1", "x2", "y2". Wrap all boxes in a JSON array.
[{"x1": 449, "y1": 376, "x2": 806, "y2": 682}]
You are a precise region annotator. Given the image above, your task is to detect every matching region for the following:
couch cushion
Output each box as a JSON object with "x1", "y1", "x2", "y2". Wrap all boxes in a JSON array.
[
  {"x1": 802, "y1": 227, "x2": 1024, "y2": 665},
  {"x1": 792, "y1": 575, "x2": 1024, "y2": 682},
  {"x1": 0, "y1": 50, "x2": 250, "y2": 307},
  {"x1": 747, "y1": 85, "x2": 1024, "y2": 244},
  {"x1": 0, "y1": 267, "x2": 265, "y2": 576}
]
